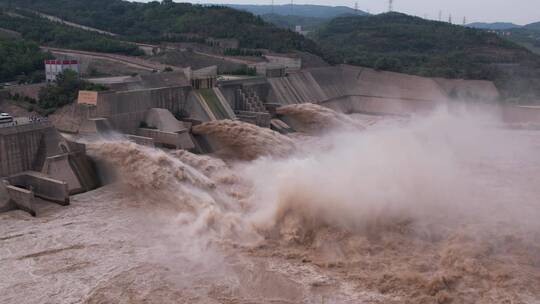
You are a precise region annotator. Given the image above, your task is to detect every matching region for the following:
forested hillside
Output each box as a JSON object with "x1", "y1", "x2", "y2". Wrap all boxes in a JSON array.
[
  {"x1": 467, "y1": 22, "x2": 522, "y2": 30},
  {"x1": 261, "y1": 14, "x2": 328, "y2": 32},
  {"x1": 503, "y1": 28, "x2": 540, "y2": 56},
  {"x1": 0, "y1": 38, "x2": 50, "y2": 83},
  {"x1": 0, "y1": 9, "x2": 143, "y2": 56},
  {"x1": 4, "y1": 0, "x2": 319, "y2": 54},
  {"x1": 524, "y1": 22, "x2": 540, "y2": 31},
  {"x1": 313, "y1": 13, "x2": 540, "y2": 102},
  {"x1": 227, "y1": 4, "x2": 365, "y2": 18}
]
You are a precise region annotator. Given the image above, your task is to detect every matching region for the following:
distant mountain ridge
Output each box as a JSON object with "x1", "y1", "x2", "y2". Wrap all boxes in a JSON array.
[
  {"x1": 261, "y1": 14, "x2": 327, "y2": 32},
  {"x1": 313, "y1": 12, "x2": 540, "y2": 103},
  {"x1": 225, "y1": 4, "x2": 367, "y2": 18},
  {"x1": 467, "y1": 22, "x2": 522, "y2": 30},
  {"x1": 525, "y1": 22, "x2": 540, "y2": 31}
]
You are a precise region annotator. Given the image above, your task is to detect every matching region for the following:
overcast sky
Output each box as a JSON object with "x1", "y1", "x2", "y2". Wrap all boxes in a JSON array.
[{"x1": 146, "y1": 0, "x2": 539, "y2": 25}]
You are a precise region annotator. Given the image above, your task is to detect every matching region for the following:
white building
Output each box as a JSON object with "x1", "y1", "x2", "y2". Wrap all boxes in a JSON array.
[{"x1": 45, "y1": 60, "x2": 80, "y2": 82}]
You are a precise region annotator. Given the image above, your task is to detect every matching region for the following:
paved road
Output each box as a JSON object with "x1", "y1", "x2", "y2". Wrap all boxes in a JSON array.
[{"x1": 42, "y1": 47, "x2": 171, "y2": 72}]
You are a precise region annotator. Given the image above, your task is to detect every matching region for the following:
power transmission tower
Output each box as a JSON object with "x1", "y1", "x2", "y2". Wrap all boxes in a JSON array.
[
  {"x1": 463, "y1": 16, "x2": 467, "y2": 25},
  {"x1": 388, "y1": 0, "x2": 393, "y2": 12},
  {"x1": 291, "y1": 0, "x2": 294, "y2": 15},
  {"x1": 354, "y1": 2, "x2": 359, "y2": 14},
  {"x1": 438, "y1": 10, "x2": 442, "y2": 21},
  {"x1": 448, "y1": 14, "x2": 452, "y2": 24},
  {"x1": 271, "y1": 0, "x2": 274, "y2": 14}
]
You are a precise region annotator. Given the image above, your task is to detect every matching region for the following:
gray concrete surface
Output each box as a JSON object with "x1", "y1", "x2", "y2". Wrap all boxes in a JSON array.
[{"x1": 7, "y1": 172, "x2": 69, "y2": 206}]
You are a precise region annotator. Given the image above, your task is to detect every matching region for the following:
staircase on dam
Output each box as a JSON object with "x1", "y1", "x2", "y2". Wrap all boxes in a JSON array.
[
  {"x1": 234, "y1": 88, "x2": 271, "y2": 127},
  {"x1": 236, "y1": 88, "x2": 267, "y2": 113}
]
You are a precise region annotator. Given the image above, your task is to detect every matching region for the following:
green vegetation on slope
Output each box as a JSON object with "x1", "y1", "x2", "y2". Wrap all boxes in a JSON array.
[
  {"x1": 467, "y1": 22, "x2": 522, "y2": 30},
  {"x1": 38, "y1": 70, "x2": 107, "y2": 113},
  {"x1": 503, "y1": 28, "x2": 540, "y2": 56},
  {"x1": 0, "y1": 9, "x2": 143, "y2": 56},
  {"x1": 261, "y1": 14, "x2": 329, "y2": 32},
  {"x1": 524, "y1": 22, "x2": 540, "y2": 31},
  {"x1": 227, "y1": 4, "x2": 366, "y2": 19},
  {"x1": 313, "y1": 13, "x2": 540, "y2": 102},
  {"x1": 7, "y1": 0, "x2": 320, "y2": 54},
  {"x1": 0, "y1": 37, "x2": 51, "y2": 83}
]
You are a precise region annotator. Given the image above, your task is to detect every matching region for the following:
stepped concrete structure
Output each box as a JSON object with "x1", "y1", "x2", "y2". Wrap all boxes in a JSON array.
[
  {"x1": 139, "y1": 108, "x2": 195, "y2": 150},
  {"x1": 218, "y1": 76, "x2": 272, "y2": 127},
  {"x1": 6, "y1": 62, "x2": 536, "y2": 217},
  {"x1": 49, "y1": 62, "x2": 532, "y2": 155},
  {"x1": 0, "y1": 120, "x2": 98, "y2": 216},
  {"x1": 266, "y1": 65, "x2": 454, "y2": 115}
]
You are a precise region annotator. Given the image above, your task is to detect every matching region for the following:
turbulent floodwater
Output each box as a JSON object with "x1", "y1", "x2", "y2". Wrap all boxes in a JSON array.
[{"x1": 1, "y1": 105, "x2": 540, "y2": 304}]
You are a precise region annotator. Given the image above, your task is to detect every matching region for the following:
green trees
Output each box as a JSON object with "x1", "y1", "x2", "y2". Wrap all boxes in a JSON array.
[
  {"x1": 0, "y1": 38, "x2": 50, "y2": 83},
  {"x1": 312, "y1": 13, "x2": 536, "y2": 79},
  {"x1": 0, "y1": 9, "x2": 143, "y2": 56},
  {"x1": 224, "y1": 65, "x2": 257, "y2": 76},
  {"x1": 38, "y1": 70, "x2": 107, "y2": 111},
  {"x1": 5, "y1": 0, "x2": 320, "y2": 55},
  {"x1": 309, "y1": 12, "x2": 540, "y2": 102}
]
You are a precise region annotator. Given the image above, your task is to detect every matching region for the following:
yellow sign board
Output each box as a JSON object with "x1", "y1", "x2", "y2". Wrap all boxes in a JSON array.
[{"x1": 77, "y1": 90, "x2": 98, "y2": 105}]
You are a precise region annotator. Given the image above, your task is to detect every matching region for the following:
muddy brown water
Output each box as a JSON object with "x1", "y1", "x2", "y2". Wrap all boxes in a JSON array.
[{"x1": 1, "y1": 110, "x2": 539, "y2": 304}]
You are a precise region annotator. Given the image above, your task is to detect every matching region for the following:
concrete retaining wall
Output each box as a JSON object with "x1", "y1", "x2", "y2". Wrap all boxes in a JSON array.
[
  {"x1": 265, "y1": 65, "x2": 456, "y2": 115},
  {"x1": 79, "y1": 118, "x2": 113, "y2": 135},
  {"x1": 323, "y1": 95, "x2": 440, "y2": 116},
  {"x1": 94, "y1": 86, "x2": 191, "y2": 134},
  {"x1": 42, "y1": 154, "x2": 82, "y2": 194},
  {"x1": 5, "y1": 185, "x2": 35, "y2": 216},
  {"x1": 7, "y1": 172, "x2": 69, "y2": 205},
  {"x1": 500, "y1": 106, "x2": 540, "y2": 124},
  {"x1": 267, "y1": 72, "x2": 327, "y2": 105},
  {"x1": 0, "y1": 122, "x2": 64, "y2": 178},
  {"x1": 137, "y1": 128, "x2": 195, "y2": 150},
  {"x1": 0, "y1": 181, "x2": 14, "y2": 213},
  {"x1": 127, "y1": 135, "x2": 155, "y2": 147}
]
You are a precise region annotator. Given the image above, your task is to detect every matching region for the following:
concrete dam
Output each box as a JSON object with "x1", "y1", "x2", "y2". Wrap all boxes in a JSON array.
[
  {"x1": 2, "y1": 61, "x2": 540, "y2": 304},
  {"x1": 266, "y1": 65, "x2": 500, "y2": 114},
  {"x1": 0, "y1": 120, "x2": 99, "y2": 215},
  {"x1": 46, "y1": 63, "x2": 537, "y2": 161}
]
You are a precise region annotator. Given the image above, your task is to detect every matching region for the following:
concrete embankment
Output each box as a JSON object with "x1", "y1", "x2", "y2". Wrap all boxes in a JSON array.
[{"x1": 268, "y1": 66, "x2": 448, "y2": 112}]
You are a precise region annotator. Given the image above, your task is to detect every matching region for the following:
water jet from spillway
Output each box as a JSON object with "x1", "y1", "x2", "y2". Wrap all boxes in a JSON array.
[
  {"x1": 276, "y1": 103, "x2": 370, "y2": 134},
  {"x1": 192, "y1": 119, "x2": 296, "y2": 160}
]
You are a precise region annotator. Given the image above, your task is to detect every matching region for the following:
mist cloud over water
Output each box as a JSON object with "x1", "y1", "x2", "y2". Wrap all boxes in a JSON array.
[
  {"x1": 80, "y1": 106, "x2": 540, "y2": 303},
  {"x1": 240, "y1": 109, "x2": 540, "y2": 240}
]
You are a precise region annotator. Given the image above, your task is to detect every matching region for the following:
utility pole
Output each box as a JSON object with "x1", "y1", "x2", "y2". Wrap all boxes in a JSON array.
[{"x1": 291, "y1": 0, "x2": 293, "y2": 15}]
